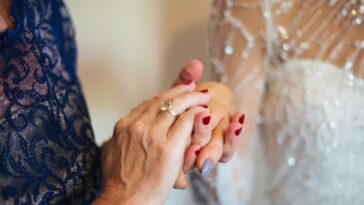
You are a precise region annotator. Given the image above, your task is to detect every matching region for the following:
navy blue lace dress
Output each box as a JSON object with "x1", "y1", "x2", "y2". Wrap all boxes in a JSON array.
[{"x1": 0, "y1": 0, "x2": 102, "y2": 204}]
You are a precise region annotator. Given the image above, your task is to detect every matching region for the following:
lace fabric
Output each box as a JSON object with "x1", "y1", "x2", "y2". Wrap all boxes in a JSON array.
[
  {"x1": 192, "y1": 0, "x2": 364, "y2": 205},
  {"x1": 0, "y1": 0, "x2": 102, "y2": 204}
]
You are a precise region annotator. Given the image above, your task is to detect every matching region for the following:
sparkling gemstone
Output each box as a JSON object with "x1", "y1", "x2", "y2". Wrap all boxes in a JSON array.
[{"x1": 160, "y1": 101, "x2": 171, "y2": 111}]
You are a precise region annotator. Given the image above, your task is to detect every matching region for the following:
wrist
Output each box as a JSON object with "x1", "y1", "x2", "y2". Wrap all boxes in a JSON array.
[
  {"x1": 93, "y1": 190, "x2": 139, "y2": 205},
  {"x1": 94, "y1": 182, "x2": 164, "y2": 205}
]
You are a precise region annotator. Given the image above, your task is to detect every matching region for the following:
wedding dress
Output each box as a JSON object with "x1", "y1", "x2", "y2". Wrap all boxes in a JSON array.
[{"x1": 192, "y1": 0, "x2": 364, "y2": 204}]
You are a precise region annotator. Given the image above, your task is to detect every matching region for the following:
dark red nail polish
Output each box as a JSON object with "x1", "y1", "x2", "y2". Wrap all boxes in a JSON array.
[
  {"x1": 200, "y1": 105, "x2": 208, "y2": 108},
  {"x1": 185, "y1": 80, "x2": 192, "y2": 85},
  {"x1": 200, "y1": 89, "x2": 208, "y2": 93},
  {"x1": 239, "y1": 114, "x2": 245, "y2": 124},
  {"x1": 235, "y1": 128, "x2": 243, "y2": 136},
  {"x1": 195, "y1": 149, "x2": 201, "y2": 155},
  {"x1": 202, "y1": 116, "x2": 211, "y2": 125}
]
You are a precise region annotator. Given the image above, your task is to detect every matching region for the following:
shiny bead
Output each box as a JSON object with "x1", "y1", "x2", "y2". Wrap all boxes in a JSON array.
[
  {"x1": 344, "y1": 61, "x2": 353, "y2": 71},
  {"x1": 263, "y1": 11, "x2": 270, "y2": 18},
  {"x1": 341, "y1": 10, "x2": 348, "y2": 17},
  {"x1": 353, "y1": 17, "x2": 362, "y2": 25},
  {"x1": 287, "y1": 157, "x2": 296, "y2": 166},
  {"x1": 348, "y1": 73, "x2": 355, "y2": 81},
  {"x1": 351, "y1": 9, "x2": 357, "y2": 16},
  {"x1": 360, "y1": 5, "x2": 364, "y2": 14},
  {"x1": 282, "y1": 43, "x2": 290, "y2": 51},
  {"x1": 224, "y1": 46, "x2": 234, "y2": 55},
  {"x1": 278, "y1": 26, "x2": 289, "y2": 39},
  {"x1": 355, "y1": 40, "x2": 364, "y2": 48}
]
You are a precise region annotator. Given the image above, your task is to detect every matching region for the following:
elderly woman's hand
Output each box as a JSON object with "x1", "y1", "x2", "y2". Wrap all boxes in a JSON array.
[{"x1": 93, "y1": 82, "x2": 210, "y2": 205}]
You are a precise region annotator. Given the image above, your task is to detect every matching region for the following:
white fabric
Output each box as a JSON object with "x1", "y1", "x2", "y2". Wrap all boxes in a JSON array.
[{"x1": 198, "y1": 1, "x2": 364, "y2": 205}]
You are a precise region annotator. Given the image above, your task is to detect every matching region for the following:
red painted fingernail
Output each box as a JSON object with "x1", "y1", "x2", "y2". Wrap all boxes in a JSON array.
[
  {"x1": 202, "y1": 116, "x2": 211, "y2": 125},
  {"x1": 185, "y1": 80, "x2": 193, "y2": 85},
  {"x1": 195, "y1": 149, "x2": 201, "y2": 155},
  {"x1": 200, "y1": 105, "x2": 208, "y2": 108},
  {"x1": 239, "y1": 114, "x2": 245, "y2": 124},
  {"x1": 235, "y1": 128, "x2": 243, "y2": 136},
  {"x1": 200, "y1": 89, "x2": 208, "y2": 93}
]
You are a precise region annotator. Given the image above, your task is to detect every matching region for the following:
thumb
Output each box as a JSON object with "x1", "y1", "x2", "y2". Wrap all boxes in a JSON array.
[{"x1": 172, "y1": 59, "x2": 204, "y2": 87}]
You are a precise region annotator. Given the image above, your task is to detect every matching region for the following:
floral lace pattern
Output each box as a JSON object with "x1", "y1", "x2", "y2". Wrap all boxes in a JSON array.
[{"x1": 0, "y1": 0, "x2": 102, "y2": 204}]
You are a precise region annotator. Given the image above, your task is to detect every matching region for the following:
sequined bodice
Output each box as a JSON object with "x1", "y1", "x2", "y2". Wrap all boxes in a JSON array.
[
  {"x1": 261, "y1": 59, "x2": 364, "y2": 204},
  {"x1": 192, "y1": 1, "x2": 364, "y2": 205}
]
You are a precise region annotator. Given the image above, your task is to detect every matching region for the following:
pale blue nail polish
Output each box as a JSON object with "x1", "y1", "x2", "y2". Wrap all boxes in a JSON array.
[{"x1": 201, "y1": 160, "x2": 213, "y2": 177}]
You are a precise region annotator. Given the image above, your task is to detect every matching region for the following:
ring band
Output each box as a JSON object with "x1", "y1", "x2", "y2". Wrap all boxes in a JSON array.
[{"x1": 160, "y1": 100, "x2": 177, "y2": 118}]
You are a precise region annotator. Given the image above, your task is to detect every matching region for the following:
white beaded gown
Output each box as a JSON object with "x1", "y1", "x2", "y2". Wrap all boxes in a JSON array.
[{"x1": 192, "y1": 0, "x2": 364, "y2": 205}]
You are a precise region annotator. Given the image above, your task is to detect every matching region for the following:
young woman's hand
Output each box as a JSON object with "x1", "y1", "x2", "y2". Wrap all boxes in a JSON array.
[
  {"x1": 172, "y1": 60, "x2": 245, "y2": 188},
  {"x1": 93, "y1": 82, "x2": 210, "y2": 205}
]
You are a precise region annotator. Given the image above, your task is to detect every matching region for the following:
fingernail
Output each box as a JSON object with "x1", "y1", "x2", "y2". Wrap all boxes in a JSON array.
[
  {"x1": 200, "y1": 105, "x2": 208, "y2": 109},
  {"x1": 239, "y1": 114, "x2": 245, "y2": 124},
  {"x1": 195, "y1": 149, "x2": 201, "y2": 155},
  {"x1": 185, "y1": 80, "x2": 193, "y2": 85},
  {"x1": 235, "y1": 127, "x2": 243, "y2": 136},
  {"x1": 200, "y1": 89, "x2": 208, "y2": 93},
  {"x1": 201, "y1": 160, "x2": 213, "y2": 177},
  {"x1": 202, "y1": 116, "x2": 211, "y2": 125}
]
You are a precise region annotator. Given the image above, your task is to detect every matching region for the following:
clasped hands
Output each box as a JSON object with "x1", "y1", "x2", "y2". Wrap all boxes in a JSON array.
[{"x1": 94, "y1": 60, "x2": 245, "y2": 205}]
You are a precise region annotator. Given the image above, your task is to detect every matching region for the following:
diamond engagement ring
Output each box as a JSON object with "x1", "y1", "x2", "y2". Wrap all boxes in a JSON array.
[{"x1": 159, "y1": 100, "x2": 177, "y2": 118}]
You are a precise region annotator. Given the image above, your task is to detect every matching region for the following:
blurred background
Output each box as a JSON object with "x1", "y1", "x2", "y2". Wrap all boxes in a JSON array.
[{"x1": 64, "y1": 0, "x2": 213, "y2": 204}]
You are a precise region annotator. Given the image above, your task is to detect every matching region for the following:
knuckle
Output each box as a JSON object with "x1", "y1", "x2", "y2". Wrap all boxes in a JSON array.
[
  {"x1": 156, "y1": 141, "x2": 169, "y2": 154},
  {"x1": 152, "y1": 95, "x2": 163, "y2": 103},
  {"x1": 114, "y1": 118, "x2": 128, "y2": 132},
  {"x1": 128, "y1": 120, "x2": 145, "y2": 136},
  {"x1": 206, "y1": 144, "x2": 223, "y2": 158},
  {"x1": 171, "y1": 98, "x2": 182, "y2": 111}
]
